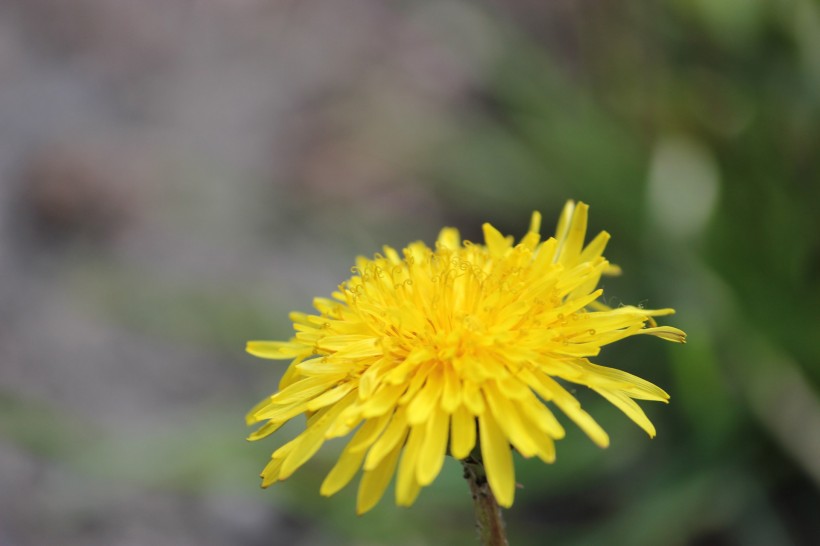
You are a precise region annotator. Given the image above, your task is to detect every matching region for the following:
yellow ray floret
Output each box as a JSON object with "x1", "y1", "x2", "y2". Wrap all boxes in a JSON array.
[{"x1": 246, "y1": 200, "x2": 686, "y2": 513}]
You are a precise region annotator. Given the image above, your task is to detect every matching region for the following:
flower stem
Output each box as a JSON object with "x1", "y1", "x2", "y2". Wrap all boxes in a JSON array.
[{"x1": 462, "y1": 458, "x2": 510, "y2": 546}]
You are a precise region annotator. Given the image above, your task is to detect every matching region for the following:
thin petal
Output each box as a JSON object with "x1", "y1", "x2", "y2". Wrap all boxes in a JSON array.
[
  {"x1": 530, "y1": 429, "x2": 556, "y2": 463},
  {"x1": 554, "y1": 201, "x2": 575, "y2": 246},
  {"x1": 356, "y1": 434, "x2": 405, "y2": 515},
  {"x1": 269, "y1": 376, "x2": 342, "y2": 406},
  {"x1": 437, "y1": 227, "x2": 461, "y2": 250},
  {"x1": 440, "y1": 364, "x2": 462, "y2": 413},
  {"x1": 360, "y1": 382, "x2": 406, "y2": 418},
  {"x1": 397, "y1": 364, "x2": 433, "y2": 404},
  {"x1": 279, "y1": 392, "x2": 356, "y2": 479},
  {"x1": 568, "y1": 360, "x2": 669, "y2": 402},
  {"x1": 260, "y1": 456, "x2": 286, "y2": 488},
  {"x1": 248, "y1": 398, "x2": 308, "y2": 426},
  {"x1": 317, "y1": 335, "x2": 380, "y2": 355},
  {"x1": 247, "y1": 420, "x2": 285, "y2": 441},
  {"x1": 364, "y1": 406, "x2": 409, "y2": 471},
  {"x1": 529, "y1": 210, "x2": 542, "y2": 234},
  {"x1": 636, "y1": 326, "x2": 687, "y2": 343},
  {"x1": 484, "y1": 382, "x2": 538, "y2": 457},
  {"x1": 555, "y1": 201, "x2": 589, "y2": 267},
  {"x1": 343, "y1": 411, "x2": 392, "y2": 450},
  {"x1": 462, "y1": 379, "x2": 485, "y2": 414},
  {"x1": 483, "y1": 222, "x2": 512, "y2": 257},
  {"x1": 320, "y1": 441, "x2": 367, "y2": 497},
  {"x1": 551, "y1": 394, "x2": 609, "y2": 448},
  {"x1": 524, "y1": 370, "x2": 609, "y2": 448},
  {"x1": 278, "y1": 358, "x2": 303, "y2": 390},
  {"x1": 478, "y1": 409, "x2": 515, "y2": 508},
  {"x1": 395, "y1": 424, "x2": 425, "y2": 506},
  {"x1": 593, "y1": 388, "x2": 657, "y2": 437},
  {"x1": 260, "y1": 440, "x2": 296, "y2": 487},
  {"x1": 246, "y1": 341, "x2": 306, "y2": 359},
  {"x1": 578, "y1": 231, "x2": 610, "y2": 263},
  {"x1": 416, "y1": 408, "x2": 449, "y2": 486},
  {"x1": 407, "y1": 366, "x2": 443, "y2": 425},
  {"x1": 450, "y1": 404, "x2": 477, "y2": 460},
  {"x1": 306, "y1": 382, "x2": 358, "y2": 412},
  {"x1": 516, "y1": 388, "x2": 565, "y2": 439},
  {"x1": 519, "y1": 211, "x2": 542, "y2": 250}
]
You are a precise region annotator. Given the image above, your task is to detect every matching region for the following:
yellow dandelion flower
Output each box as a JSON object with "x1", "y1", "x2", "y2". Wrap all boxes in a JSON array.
[{"x1": 247, "y1": 201, "x2": 686, "y2": 514}]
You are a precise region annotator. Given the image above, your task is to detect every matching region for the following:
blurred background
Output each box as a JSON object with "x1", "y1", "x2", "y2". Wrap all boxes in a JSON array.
[{"x1": 1, "y1": 0, "x2": 819, "y2": 545}]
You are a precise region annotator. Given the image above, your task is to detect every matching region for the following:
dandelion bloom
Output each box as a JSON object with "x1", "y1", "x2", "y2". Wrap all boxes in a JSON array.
[{"x1": 247, "y1": 201, "x2": 685, "y2": 513}]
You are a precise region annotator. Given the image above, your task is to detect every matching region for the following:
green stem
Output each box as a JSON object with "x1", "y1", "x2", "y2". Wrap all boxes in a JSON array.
[{"x1": 462, "y1": 458, "x2": 510, "y2": 546}]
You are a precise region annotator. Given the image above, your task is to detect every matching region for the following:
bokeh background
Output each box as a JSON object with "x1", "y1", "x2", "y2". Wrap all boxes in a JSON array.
[{"x1": 1, "y1": 1, "x2": 819, "y2": 545}]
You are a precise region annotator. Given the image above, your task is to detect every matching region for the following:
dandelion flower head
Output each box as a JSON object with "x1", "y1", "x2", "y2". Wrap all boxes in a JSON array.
[{"x1": 247, "y1": 201, "x2": 686, "y2": 514}]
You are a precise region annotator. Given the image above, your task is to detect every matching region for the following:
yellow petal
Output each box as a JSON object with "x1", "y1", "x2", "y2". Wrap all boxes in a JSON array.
[
  {"x1": 569, "y1": 360, "x2": 669, "y2": 402},
  {"x1": 407, "y1": 367, "x2": 443, "y2": 425},
  {"x1": 278, "y1": 359, "x2": 303, "y2": 390},
  {"x1": 397, "y1": 364, "x2": 433, "y2": 404},
  {"x1": 246, "y1": 340, "x2": 305, "y2": 359},
  {"x1": 395, "y1": 424, "x2": 425, "y2": 506},
  {"x1": 249, "y1": 398, "x2": 308, "y2": 425},
  {"x1": 382, "y1": 245, "x2": 402, "y2": 264},
  {"x1": 306, "y1": 382, "x2": 357, "y2": 412},
  {"x1": 519, "y1": 211, "x2": 542, "y2": 250},
  {"x1": 326, "y1": 404, "x2": 363, "y2": 438},
  {"x1": 529, "y1": 210, "x2": 542, "y2": 234},
  {"x1": 482, "y1": 222, "x2": 512, "y2": 257},
  {"x1": 279, "y1": 392, "x2": 356, "y2": 479},
  {"x1": 484, "y1": 382, "x2": 538, "y2": 458},
  {"x1": 555, "y1": 201, "x2": 589, "y2": 267},
  {"x1": 320, "y1": 441, "x2": 367, "y2": 497},
  {"x1": 450, "y1": 404, "x2": 477, "y2": 459},
  {"x1": 478, "y1": 409, "x2": 515, "y2": 508},
  {"x1": 356, "y1": 435, "x2": 405, "y2": 515},
  {"x1": 578, "y1": 230, "x2": 611, "y2": 263},
  {"x1": 260, "y1": 440, "x2": 296, "y2": 487},
  {"x1": 593, "y1": 388, "x2": 657, "y2": 437},
  {"x1": 260, "y1": 456, "x2": 286, "y2": 488},
  {"x1": 530, "y1": 430, "x2": 556, "y2": 463},
  {"x1": 312, "y1": 296, "x2": 346, "y2": 316},
  {"x1": 360, "y1": 382, "x2": 405, "y2": 418},
  {"x1": 343, "y1": 412, "x2": 392, "y2": 450},
  {"x1": 247, "y1": 420, "x2": 285, "y2": 441},
  {"x1": 296, "y1": 358, "x2": 357, "y2": 376},
  {"x1": 532, "y1": 237, "x2": 558, "y2": 270},
  {"x1": 358, "y1": 357, "x2": 393, "y2": 398},
  {"x1": 553, "y1": 396, "x2": 609, "y2": 448},
  {"x1": 440, "y1": 364, "x2": 462, "y2": 414},
  {"x1": 397, "y1": 473, "x2": 422, "y2": 508},
  {"x1": 554, "y1": 200, "x2": 575, "y2": 245},
  {"x1": 496, "y1": 373, "x2": 531, "y2": 400},
  {"x1": 364, "y1": 406, "x2": 409, "y2": 471},
  {"x1": 525, "y1": 371, "x2": 609, "y2": 448},
  {"x1": 416, "y1": 408, "x2": 449, "y2": 486},
  {"x1": 437, "y1": 227, "x2": 461, "y2": 250},
  {"x1": 516, "y1": 389, "x2": 565, "y2": 439},
  {"x1": 462, "y1": 379, "x2": 485, "y2": 414},
  {"x1": 269, "y1": 375, "x2": 341, "y2": 406},
  {"x1": 317, "y1": 335, "x2": 379, "y2": 353},
  {"x1": 636, "y1": 326, "x2": 687, "y2": 343}
]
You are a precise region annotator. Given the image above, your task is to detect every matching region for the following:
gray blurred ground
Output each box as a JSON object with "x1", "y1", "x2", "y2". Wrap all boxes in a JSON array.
[{"x1": 0, "y1": 1, "x2": 458, "y2": 544}]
